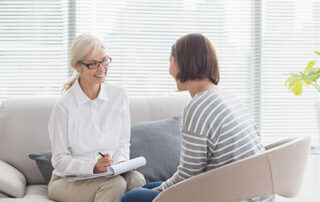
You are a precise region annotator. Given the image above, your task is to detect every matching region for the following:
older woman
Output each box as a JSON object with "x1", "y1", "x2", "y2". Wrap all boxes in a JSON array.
[
  {"x1": 48, "y1": 34, "x2": 145, "y2": 202},
  {"x1": 121, "y1": 33, "x2": 274, "y2": 202}
]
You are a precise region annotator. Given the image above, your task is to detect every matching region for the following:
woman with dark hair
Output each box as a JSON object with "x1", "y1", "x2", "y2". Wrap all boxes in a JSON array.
[{"x1": 121, "y1": 33, "x2": 274, "y2": 202}]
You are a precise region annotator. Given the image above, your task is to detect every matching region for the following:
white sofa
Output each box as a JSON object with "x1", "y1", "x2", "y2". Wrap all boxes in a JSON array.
[{"x1": 0, "y1": 95, "x2": 190, "y2": 201}]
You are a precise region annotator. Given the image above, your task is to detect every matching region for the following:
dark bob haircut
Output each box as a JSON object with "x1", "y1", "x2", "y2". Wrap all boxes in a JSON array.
[{"x1": 171, "y1": 33, "x2": 220, "y2": 85}]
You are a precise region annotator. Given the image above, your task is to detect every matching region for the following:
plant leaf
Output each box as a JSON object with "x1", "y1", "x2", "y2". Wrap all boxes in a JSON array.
[
  {"x1": 315, "y1": 51, "x2": 320, "y2": 56},
  {"x1": 292, "y1": 80, "x2": 303, "y2": 95},
  {"x1": 302, "y1": 70, "x2": 320, "y2": 87},
  {"x1": 286, "y1": 73, "x2": 303, "y2": 95},
  {"x1": 304, "y1": 61, "x2": 316, "y2": 73}
]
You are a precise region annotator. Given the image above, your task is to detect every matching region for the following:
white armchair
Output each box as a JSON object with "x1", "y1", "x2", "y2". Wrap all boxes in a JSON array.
[{"x1": 153, "y1": 136, "x2": 311, "y2": 202}]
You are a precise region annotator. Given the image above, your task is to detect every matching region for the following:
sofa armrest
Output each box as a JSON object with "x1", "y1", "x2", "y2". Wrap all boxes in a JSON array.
[{"x1": 0, "y1": 160, "x2": 26, "y2": 198}]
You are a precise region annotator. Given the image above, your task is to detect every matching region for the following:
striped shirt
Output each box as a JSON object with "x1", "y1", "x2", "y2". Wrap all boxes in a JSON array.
[{"x1": 160, "y1": 90, "x2": 275, "y2": 202}]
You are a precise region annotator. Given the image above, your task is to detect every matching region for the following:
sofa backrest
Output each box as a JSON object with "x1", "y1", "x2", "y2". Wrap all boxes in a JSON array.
[{"x1": 0, "y1": 95, "x2": 190, "y2": 184}]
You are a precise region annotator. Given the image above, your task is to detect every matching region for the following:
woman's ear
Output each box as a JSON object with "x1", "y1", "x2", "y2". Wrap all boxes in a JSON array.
[{"x1": 72, "y1": 62, "x2": 81, "y2": 73}]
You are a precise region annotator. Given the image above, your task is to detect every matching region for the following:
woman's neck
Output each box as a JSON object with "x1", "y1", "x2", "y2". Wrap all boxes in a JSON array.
[
  {"x1": 187, "y1": 79, "x2": 217, "y2": 98},
  {"x1": 78, "y1": 78, "x2": 100, "y2": 100}
]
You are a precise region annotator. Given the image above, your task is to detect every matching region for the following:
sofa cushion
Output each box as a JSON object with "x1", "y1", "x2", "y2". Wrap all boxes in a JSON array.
[
  {"x1": 0, "y1": 192, "x2": 10, "y2": 198},
  {"x1": 0, "y1": 160, "x2": 26, "y2": 198},
  {"x1": 23, "y1": 185, "x2": 54, "y2": 201},
  {"x1": 28, "y1": 150, "x2": 54, "y2": 184},
  {"x1": 130, "y1": 116, "x2": 182, "y2": 182},
  {"x1": 0, "y1": 185, "x2": 54, "y2": 202}
]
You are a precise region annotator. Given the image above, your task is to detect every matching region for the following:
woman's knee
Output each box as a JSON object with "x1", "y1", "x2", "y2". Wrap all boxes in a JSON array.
[
  {"x1": 121, "y1": 189, "x2": 160, "y2": 202},
  {"x1": 47, "y1": 175, "x2": 64, "y2": 201},
  {"x1": 123, "y1": 171, "x2": 146, "y2": 190},
  {"x1": 94, "y1": 176, "x2": 127, "y2": 202},
  {"x1": 101, "y1": 175, "x2": 127, "y2": 194}
]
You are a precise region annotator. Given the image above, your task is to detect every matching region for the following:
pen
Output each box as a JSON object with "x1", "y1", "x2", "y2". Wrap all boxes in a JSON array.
[{"x1": 98, "y1": 152, "x2": 105, "y2": 157}]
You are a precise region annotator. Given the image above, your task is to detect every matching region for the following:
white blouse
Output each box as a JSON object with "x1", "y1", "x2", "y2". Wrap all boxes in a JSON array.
[{"x1": 48, "y1": 79, "x2": 131, "y2": 177}]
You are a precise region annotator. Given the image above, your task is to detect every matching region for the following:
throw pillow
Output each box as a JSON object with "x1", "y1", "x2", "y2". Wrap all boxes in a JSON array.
[
  {"x1": 130, "y1": 116, "x2": 182, "y2": 182},
  {"x1": 28, "y1": 150, "x2": 53, "y2": 184},
  {"x1": 0, "y1": 160, "x2": 26, "y2": 198},
  {"x1": 0, "y1": 192, "x2": 10, "y2": 198}
]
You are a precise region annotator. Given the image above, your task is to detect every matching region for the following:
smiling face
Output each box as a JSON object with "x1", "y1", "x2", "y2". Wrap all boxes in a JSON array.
[{"x1": 74, "y1": 48, "x2": 109, "y2": 87}]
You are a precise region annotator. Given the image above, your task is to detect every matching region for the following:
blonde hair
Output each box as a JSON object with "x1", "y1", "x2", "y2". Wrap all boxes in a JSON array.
[{"x1": 63, "y1": 34, "x2": 105, "y2": 92}]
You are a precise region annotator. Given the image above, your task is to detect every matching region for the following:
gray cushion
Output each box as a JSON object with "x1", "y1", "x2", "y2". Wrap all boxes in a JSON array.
[
  {"x1": 28, "y1": 150, "x2": 53, "y2": 184},
  {"x1": 28, "y1": 116, "x2": 182, "y2": 184},
  {"x1": 130, "y1": 116, "x2": 182, "y2": 182}
]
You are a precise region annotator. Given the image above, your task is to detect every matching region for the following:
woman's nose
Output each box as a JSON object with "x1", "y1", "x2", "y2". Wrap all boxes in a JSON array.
[{"x1": 97, "y1": 62, "x2": 105, "y2": 71}]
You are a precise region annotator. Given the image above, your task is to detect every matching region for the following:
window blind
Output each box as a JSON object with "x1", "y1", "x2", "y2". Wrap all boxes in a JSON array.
[
  {"x1": 1, "y1": 0, "x2": 319, "y2": 143},
  {"x1": 0, "y1": 0, "x2": 72, "y2": 102},
  {"x1": 261, "y1": 0, "x2": 320, "y2": 143},
  {"x1": 75, "y1": 0, "x2": 320, "y2": 143},
  {"x1": 75, "y1": 0, "x2": 256, "y2": 107}
]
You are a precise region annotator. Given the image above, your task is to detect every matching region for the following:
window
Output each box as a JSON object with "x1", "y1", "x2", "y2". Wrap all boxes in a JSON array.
[
  {"x1": 76, "y1": 0, "x2": 255, "y2": 102},
  {"x1": 261, "y1": 0, "x2": 320, "y2": 143},
  {"x1": 0, "y1": 0, "x2": 71, "y2": 99},
  {"x1": 1, "y1": 0, "x2": 319, "y2": 143}
]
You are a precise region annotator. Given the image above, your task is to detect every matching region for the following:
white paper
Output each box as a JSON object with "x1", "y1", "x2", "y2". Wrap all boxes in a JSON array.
[{"x1": 69, "y1": 156, "x2": 146, "y2": 181}]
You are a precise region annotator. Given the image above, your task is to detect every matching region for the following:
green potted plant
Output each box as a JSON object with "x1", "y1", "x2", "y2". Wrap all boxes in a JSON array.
[{"x1": 286, "y1": 51, "x2": 320, "y2": 152}]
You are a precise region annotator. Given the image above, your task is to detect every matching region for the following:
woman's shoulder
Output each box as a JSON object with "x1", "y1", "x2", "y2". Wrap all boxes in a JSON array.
[
  {"x1": 188, "y1": 89, "x2": 232, "y2": 107},
  {"x1": 52, "y1": 92, "x2": 74, "y2": 111},
  {"x1": 53, "y1": 85, "x2": 82, "y2": 112},
  {"x1": 184, "y1": 90, "x2": 239, "y2": 119}
]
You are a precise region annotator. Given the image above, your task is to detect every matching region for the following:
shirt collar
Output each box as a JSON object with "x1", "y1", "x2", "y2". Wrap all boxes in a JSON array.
[
  {"x1": 97, "y1": 84, "x2": 109, "y2": 102},
  {"x1": 73, "y1": 79, "x2": 108, "y2": 106}
]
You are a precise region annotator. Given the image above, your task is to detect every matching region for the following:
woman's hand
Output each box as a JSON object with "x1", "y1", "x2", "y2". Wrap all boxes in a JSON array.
[
  {"x1": 132, "y1": 186, "x2": 161, "y2": 191},
  {"x1": 133, "y1": 187, "x2": 148, "y2": 190},
  {"x1": 93, "y1": 153, "x2": 113, "y2": 174},
  {"x1": 152, "y1": 186, "x2": 161, "y2": 191}
]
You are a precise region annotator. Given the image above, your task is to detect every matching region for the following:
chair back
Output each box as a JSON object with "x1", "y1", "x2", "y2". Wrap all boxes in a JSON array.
[{"x1": 153, "y1": 136, "x2": 311, "y2": 202}]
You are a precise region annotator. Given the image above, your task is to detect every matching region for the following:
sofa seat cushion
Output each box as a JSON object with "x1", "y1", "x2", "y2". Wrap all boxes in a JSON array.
[
  {"x1": 0, "y1": 185, "x2": 54, "y2": 202},
  {"x1": 22, "y1": 185, "x2": 53, "y2": 201}
]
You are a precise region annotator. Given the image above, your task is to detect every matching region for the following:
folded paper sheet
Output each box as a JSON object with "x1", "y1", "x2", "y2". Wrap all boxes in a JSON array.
[{"x1": 69, "y1": 156, "x2": 146, "y2": 181}]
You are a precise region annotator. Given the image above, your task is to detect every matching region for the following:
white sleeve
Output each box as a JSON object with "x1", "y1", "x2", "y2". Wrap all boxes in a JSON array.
[
  {"x1": 112, "y1": 92, "x2": 131, "y2": 164},
  {"x1": 48, "y1": 103, "x2": 96, "y2": 176}
]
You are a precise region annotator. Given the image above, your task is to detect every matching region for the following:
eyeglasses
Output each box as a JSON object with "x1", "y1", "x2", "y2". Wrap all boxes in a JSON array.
[{"x1": 79, "y1": 57, "x2": 112, "y2": 69}]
